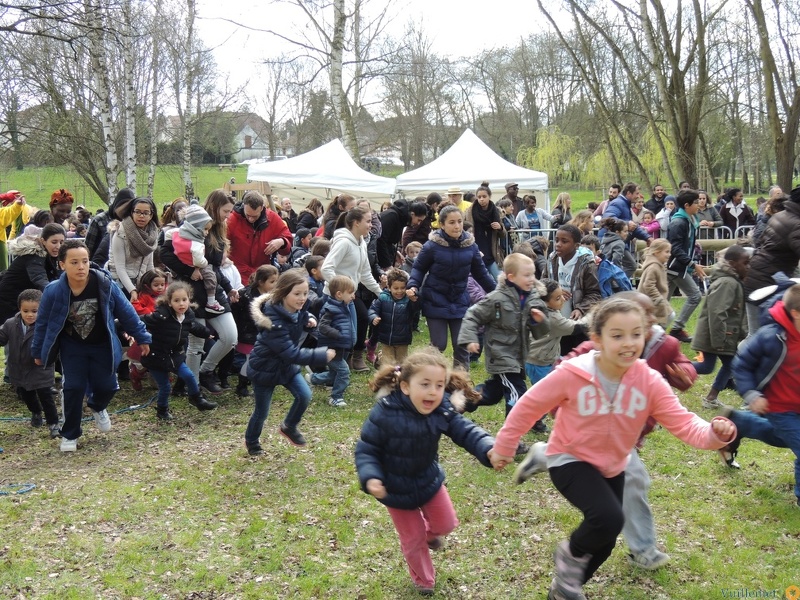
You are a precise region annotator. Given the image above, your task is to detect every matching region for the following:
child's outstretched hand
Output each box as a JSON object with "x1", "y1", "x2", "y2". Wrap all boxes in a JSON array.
[
  {"x1": 326, "y1": 349, "x2": 336, "y2": 362},
  {"x1": 488, "y1": 448, "x2": 514, "y2": 471},
  {"x1": 191, "y1": 268, "x2": 202, "y2": 281},
  {"x1": 665, "y1": 363, "x2": 693, "y2": 388},
  {"x1": 711, "y1": 417, "x2": 736, "y2": 442},
  {"x1": 366, "y1": 478, "x2": 387, "y2": 499},
  {"x1": 530, "y1": 308, "x2": 545, "y2": 323},
  {"x1": 307, "y1": 316, "x2": 317, "y2": 328}
]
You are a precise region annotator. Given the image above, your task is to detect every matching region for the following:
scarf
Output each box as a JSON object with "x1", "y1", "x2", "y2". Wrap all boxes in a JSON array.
[
  {"x1": 121, "y1": 216, "x2": 158, "y2": 259},
  {"x1": 471, "y1": 201, "x2": 498, "y2": 231}
]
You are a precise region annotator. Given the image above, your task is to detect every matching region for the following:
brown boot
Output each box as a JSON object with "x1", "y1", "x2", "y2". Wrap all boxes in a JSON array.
[{"x1": 351, "y1": 350, "x2": 370, "y2": 372}]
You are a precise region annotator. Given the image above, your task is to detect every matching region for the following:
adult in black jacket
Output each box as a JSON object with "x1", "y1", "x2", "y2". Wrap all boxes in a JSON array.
[
  {"x1": 0, "y1": 224, "x2": 65, "y2": 323},
  {"x1": 376, "y1": 200, "x2": 427, "y2": 270},
  {"x1": 742, "y1": 187, "x2": 800, "y2": 335}
]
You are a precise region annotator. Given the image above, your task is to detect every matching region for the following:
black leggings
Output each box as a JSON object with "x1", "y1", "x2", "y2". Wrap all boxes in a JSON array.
[
  {"x1": 18, "y1": 387, "x2": 58, "y2": 425},
  {"x1": 549, "y1": 461, "x2": 625, "y2": 582},
  {"x1": 352, "y1": 296, "x2": 368, "y2": 352}
]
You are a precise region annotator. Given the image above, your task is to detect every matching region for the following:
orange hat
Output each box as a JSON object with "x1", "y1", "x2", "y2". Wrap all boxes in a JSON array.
[{"x1": 50, "y1": 188, "x2": 74, "y2": 207}]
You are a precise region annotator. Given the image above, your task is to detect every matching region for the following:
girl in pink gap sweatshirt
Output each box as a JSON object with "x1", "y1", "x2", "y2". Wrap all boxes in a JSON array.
[{"x1": 489, "y1": 297, "x2": 736, "y2": 600}]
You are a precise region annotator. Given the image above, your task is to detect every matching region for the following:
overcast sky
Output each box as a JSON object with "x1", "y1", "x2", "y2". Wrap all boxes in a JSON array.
[{"x1": 195, "y1": 0, "x2": 545, "y2": 91}]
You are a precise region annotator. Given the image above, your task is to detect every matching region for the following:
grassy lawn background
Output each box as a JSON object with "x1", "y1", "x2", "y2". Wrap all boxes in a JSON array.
[{"x1": 0, "y1": 304, "x2": 798, "y2": 599}]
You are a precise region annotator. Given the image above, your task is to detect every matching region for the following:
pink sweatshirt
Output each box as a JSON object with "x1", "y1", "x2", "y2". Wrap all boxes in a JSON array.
[{"x1": 494, "y1": 352, "x2": 735, "y2": 477}]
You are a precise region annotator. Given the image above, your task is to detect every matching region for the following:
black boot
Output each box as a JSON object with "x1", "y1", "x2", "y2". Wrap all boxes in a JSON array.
[
  {"x1": 156, "y1": 406, "x2": 174, "y2": 421},
  {"x1": 188, "y1": 393, "x2": 218, "y2": 411},
  {"x1": 199, "y1": 371, "x2": 223, "y2": 395},
  {"x1": 235, "y1": 375, "x2": 252, "y2": 397},
  {"x1": 171, "y1": 378, "x2": 186, "y2": 397}
]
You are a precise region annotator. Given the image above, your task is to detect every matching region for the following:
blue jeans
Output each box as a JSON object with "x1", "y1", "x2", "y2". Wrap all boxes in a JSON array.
[
  {"x1": 727, "y1": 410, "x2": 796, "y2": 498},
  {"x1": 691, "y1": 352, "x2": 734, "y2": 391},
  {"x1": 149, "y1": 363, "x2": 200, "y2": 408},
  {"x1": 622, "y1": 450, "x2": 657, "y2": 555},
  {"x1": 328, "y1": 352, "x2": 351, "y2": 400},
  {"x1": 59, "y1": 336, "x2": 120, "y2": 441},
  {"x1": 526, "y1": 363, "x2": 553, "y2": 387},
  {"x1": 245, "y1": 373, "x2": 311, "y2": 447}
]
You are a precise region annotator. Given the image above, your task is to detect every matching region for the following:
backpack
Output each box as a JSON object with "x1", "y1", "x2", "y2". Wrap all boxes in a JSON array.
[{"x1": 597, "y1": 257, "x2": 633, "y2": 298}]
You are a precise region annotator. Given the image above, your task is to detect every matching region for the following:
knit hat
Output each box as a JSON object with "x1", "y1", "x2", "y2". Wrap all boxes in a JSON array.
[
  {"x1": 296, "y1": 227, "x2": 311, "y2": 240},
  {"x1": 50, "y1": 189, "x2": 74, "y2": 207},
  {"x1": 183, "y1": 204, "x2": 212, "y2": 230},
  {"x1": 790, "y1": 186, "x2": 800, "y2": 203}
]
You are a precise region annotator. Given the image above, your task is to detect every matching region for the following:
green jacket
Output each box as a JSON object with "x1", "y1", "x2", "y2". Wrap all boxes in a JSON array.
[
  {"x1": 458, "y1": 278, "x2": 550, "y2": 374},
  {"x1": 691, "y1": 262, "x2": 746, "y2": 356}
]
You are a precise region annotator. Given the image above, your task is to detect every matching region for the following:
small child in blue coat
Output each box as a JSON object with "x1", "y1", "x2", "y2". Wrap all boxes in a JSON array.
[
  {"x1": 368, "y1": 268, "x2": 420, "y2": 367},
  {"x1": 310, "y1": 275, "x2": 356, "y2": 408},
  {"x1": 355, "y1": 347, "x2": 494, "y2": 595}
]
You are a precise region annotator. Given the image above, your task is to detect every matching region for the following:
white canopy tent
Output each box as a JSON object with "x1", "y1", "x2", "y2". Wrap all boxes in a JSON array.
[
  {"x1": 246, "y1": 139, "x2": 396, "y2": 211},
  {"x1": 394, "y1": 129, "x2": 549, "y2": 205}
]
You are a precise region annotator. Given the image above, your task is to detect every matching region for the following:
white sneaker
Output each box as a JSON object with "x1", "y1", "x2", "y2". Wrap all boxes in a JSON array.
[
  {"x1": 304, "y1": 373, "x2": 312, "y2": 385},
  {"x1": 205, "y1": 300, "x2": 225, "y2": 315},
  {"x1": 60, "y1": 438, "x2": 77, "y2": 452},
  {"x1": 328, "y1": 397, "x2": 347, "y2": 408},
  {"x1": 515, "y1": 441, "x2": 548, "y2": 484},
  {"x1": 92, "y1": 409, "x2": 112, "y2": 433},
  {"x1": 701, "y1": 396, "x2": 723, "y2": 409},
  {"x1": 628, "y1": 548, "x2": 670, "y2": 570}
]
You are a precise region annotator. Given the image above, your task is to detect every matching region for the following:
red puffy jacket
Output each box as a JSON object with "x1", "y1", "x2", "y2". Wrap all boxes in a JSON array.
[{"x1": 227, "y1": 205, "x2": 292, "y2": 283}]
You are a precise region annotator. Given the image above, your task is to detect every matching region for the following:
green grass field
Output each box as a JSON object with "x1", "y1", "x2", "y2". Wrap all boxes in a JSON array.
[{"x1": 0, "y1": 304, "x2": 798, "y2": 599}]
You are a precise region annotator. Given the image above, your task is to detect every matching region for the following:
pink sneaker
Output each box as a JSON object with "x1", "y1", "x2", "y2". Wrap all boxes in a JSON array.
[{"x1": 205, "y1": 300, "x2": 225, "y2": 315}]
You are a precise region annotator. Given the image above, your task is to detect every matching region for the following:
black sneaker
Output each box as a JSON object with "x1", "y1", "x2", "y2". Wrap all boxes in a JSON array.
[
  {"x1": 531, "y1": 419, "x2": 549, "y2": 433},
  {"x1": 218, "y1": 374, "x2": 231, "y2": 390},
  {"x1": 199, "y1": 371, "x2": 223, "y2": 395},
  {"x1": 515, "y1": 441, "x2": 530, "y2": 456},
  {"x1": 30, "y1": 412, "x2": 43, "y2": 427},
  {"x1": 669, "y1": 328, "x2": 693, "y2": 343},
  {"x1": 48, "y1": 423, "x2": 61, "y2": 439},
  {"x1": 279, "y1": 422, "x2": 307, "y2": 447},
  {"x1": 247, "y1": 443, "x2": 264, "y2": 456},
  {"x1": 156, "y1": 406, "x2": 174, "y2": 421}
]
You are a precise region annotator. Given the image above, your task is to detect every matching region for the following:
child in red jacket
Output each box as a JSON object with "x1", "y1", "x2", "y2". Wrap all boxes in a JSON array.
[{"x1": 128, "y1": 268, "x2": 167, "y2": 390}]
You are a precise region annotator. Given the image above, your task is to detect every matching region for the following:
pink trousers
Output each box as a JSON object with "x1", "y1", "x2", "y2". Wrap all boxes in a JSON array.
[{"x1": 386, "y1": 485, "x2": 459, "y2": 588}]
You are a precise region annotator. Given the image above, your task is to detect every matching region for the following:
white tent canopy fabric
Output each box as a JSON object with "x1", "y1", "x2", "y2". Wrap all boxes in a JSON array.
[
  {"x1": 394, "y1": 129, "x2": 549, "y2": 199},
  {"x1": 246, "y1": 139, "x2": 395, "y2": 210}
]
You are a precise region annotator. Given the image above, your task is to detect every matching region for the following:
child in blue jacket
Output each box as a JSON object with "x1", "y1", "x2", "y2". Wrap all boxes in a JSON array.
[
  {"x1": 310, "y1": 275, "x2": 356, "y2": 408},
  {"x1": 355, "y1": 347, "x2": 494, "y2": 595},
  {"x1": 368, "y1": 268, "x2": 420, "y2": 367}
]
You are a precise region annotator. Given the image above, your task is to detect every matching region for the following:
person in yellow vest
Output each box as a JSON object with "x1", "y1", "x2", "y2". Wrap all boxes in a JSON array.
[{"x1": 0, "y1": 190, "x2": 28, "y2": 271}]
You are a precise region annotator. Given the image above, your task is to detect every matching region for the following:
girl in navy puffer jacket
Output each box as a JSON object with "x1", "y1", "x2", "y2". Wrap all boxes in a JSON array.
[
  {"x1": 355, "y1": 347, "x2": 494, "y2": 594},
  {"x1": 245, "y1": 269, "x2": 333, "y2": 455}
]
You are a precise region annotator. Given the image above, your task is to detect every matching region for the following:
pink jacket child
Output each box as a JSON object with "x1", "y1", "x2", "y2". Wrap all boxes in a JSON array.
[
  {"x1": 495, "y1": 352, "x2": 733, "y2": 476},
  {"x1": 492, "y1": 341, "x2": 735, "y2": 600}
]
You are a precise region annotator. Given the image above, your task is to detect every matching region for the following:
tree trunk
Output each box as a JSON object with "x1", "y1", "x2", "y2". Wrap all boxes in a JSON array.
[
  {"x1": 329, "y1": 0, "x2": 359, "y2": 158},
  {"x1": 182, "y1": 0, "x2": 196, "y2": 199},
  {"x1": 147, "y1": 0, "x2": 162, "y2": 199},
  {"x1": 7, "y1": 93, "x2": 23, "y2": 170},
  {"x1": 123, "y1": 0, "x2": 137, "y2": 191}
]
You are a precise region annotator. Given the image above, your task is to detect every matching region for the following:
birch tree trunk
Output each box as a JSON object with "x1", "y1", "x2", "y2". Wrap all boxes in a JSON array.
[
  {"x1": 122, "y1": 0, "x2": 137, "y2": 191},
  {"x1": 329, "y1": 0, "x2": 359, "y2": 158},
  {"x1": 147, "y1": 0, "x2": 162, "y2": 199},
  {"x1": 182, "y1": 0, "x2": 196, "y2": 199},
  {"x1": 85, "y1": 0, "x2": 118, "y2": 201}
]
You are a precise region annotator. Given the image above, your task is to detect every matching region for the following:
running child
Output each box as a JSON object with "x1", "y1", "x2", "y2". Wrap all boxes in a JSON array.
[
  {"x1": 128, "y1": 268, "x2": 168, "y2": 390},
  {"x1": 140, "y1": 281, "x2": 218, "y2": 419},
  {"x1": 0, "y1": 289, "x2": 59, "y2": 438},
  {"x1": 490, "y1": 297, "x2": 736, "y2": 600},
  {"x1": 355, "y1": 347, "x2": 494, "y2": 595},
  {"x1": 313, "y1": 275, "x2": 357, "y2": 408},
  {"x1": 637, "y1": 239, "x2": 672, "y2": 327},
  {"x1": 367, "y1": 268, "x2": 420, "y2": 368},
  {"x1": 245, "y1": 268, "x2": 334, "y2": 454}
]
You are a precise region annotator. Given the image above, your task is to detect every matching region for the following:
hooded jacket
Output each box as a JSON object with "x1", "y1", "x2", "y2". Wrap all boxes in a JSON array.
[
  {"x1": 367, "y1": 290, "x2": 420, "y2": 347},
  {"x1": 743, "y1": 201, "x2": 800, "y2": 296},
  {"x1": 376, "y1": 200, "x2": 411, "y2": 269},
  {"x1": 0, "y1": 313, "x2": 55, "y2": 390},
  {"x1": 691, "y1": 261, "x2": 746, "y2": 355},
  {"x1": 31, "y1": 267, "x2": 152, "y2": 370},
  {"x1": 599, "y1": 231, "x2": 626, "y2": 269},
  {"x1": 0, "y1": 235, "x2": 59, "y2": 322},
  {"x1": 733, "y1": 301, "x2": 800, "y2": 410},
  {"x1": 637, "y1": 254, "x2": 671, "y2": 323},
  {"x1": 526, "y1": 307, "x2": 584, "y2": 367},
  {"x1": 317, "y1": 297, "x2": 356, "y2": 350},
  {"x1": 458, "y1": 277, "x2": 550, "y2": 374},
  {"x1": 246, "y1": 294, "x2": 329, "y2": 387},
  {"x1": 408, "y1": 229, "x2": 496, "y2": 320},
  {"x1": 227, "y1": 204, "x2": 293, "y2": 283},
  {"x1": 546, "y1": 252, "x2": 601, "y2": 316},
  {"x1": 355, "y1": 389, "x2": 494, "y2": 510},
  {"x1": 321, "y1": 228, "x2": 382, "y2": 297},
  {"x1": 493, "y1": 352, "x2": 734, "y2": 477},
  {"x1": 140, "y1": 304, "x2": 211, "y2": 372},
  {"x1": 666, "y1": 208, "x2": 697, "y2": 277}
]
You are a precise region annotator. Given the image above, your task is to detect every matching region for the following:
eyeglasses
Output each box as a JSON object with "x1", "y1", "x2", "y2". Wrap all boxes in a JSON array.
[{"x1": 132, "y1": 210, "x2": 152, "y2": 217}]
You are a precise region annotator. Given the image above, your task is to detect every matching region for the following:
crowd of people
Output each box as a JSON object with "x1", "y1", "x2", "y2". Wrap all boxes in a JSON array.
[{"x1": 2, "y1": 179, "x2": 799, "y2": 598}]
